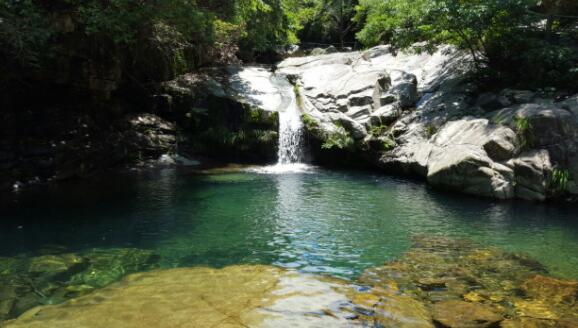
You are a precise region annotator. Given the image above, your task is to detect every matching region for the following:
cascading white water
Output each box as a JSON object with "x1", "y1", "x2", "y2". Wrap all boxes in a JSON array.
[
  {"x1": 231, "y1": 67, "x2": 311, "y2": 173},
  {"x1": 277, "y1": 95, "x2": 304, "y2": 164}
]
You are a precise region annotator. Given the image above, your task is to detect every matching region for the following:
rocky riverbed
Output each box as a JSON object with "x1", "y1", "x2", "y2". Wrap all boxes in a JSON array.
[{"x1": 2, "y1": 236, "x2": 577, "y2": 327}]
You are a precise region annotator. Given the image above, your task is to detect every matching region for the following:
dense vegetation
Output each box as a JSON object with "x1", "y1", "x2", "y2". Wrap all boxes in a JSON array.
[
  {"x1": 0, "y1": 0, "x2": 301, "y2": 82},
  {"x1": 0, "y1": 0, "x2": 576, "y2": 89},
  {"x1": 355, "y1": 0, "x2": 578, "y2": 89}
]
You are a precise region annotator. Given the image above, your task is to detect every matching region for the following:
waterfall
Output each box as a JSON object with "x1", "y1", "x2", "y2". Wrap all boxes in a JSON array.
[
  {"x1": 233, "y1": 67, "x2": 310, "y2": 173},
  {"x1": 277, "y1": 93, "x2": 304, "y2": 164}
]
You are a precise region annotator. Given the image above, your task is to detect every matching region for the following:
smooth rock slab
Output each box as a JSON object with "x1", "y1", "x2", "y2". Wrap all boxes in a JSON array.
[{"x1": 4, "y1": 265, "x2": 362, "y2": 328}]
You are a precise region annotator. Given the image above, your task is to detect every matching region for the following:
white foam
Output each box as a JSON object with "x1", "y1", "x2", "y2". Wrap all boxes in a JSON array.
[{"x1": 249, "y1": 163, "x2": 315, "y2": 174}]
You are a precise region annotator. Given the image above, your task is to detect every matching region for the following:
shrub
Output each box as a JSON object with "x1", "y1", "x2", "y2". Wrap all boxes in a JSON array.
[{"x1": 321, "y1": 127, "x2": 354, "y2": 150}]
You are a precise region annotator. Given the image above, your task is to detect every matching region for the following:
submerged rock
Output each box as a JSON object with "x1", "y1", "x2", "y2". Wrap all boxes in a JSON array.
[
  {"x1": 3, "y1": 237, "x2": 578, "y2": 327},
  {"x1": 71, "y1": 248, "x2": 160, "y2": 288},
  {"x1": 359, "y1": 235, "x2": 578, "y2": 328},
  {"x1": 351, "y1": 288, "x2": 435, "y2": 328},
  {"x1": 4, "y1": 265, "x2": 362, "y2": 328},
  {"x1": 0, "y1": 247, "x2": 161, "y2": 322},
  {"x1": 431, "y1": 300, "x2": 503, "y2": 328},
  {"x1": 522, "y1": 275, "x2": 578, "y2": 306},
  {"x1": 27, "y1": 254, "x2": 88, "y2": 282}
]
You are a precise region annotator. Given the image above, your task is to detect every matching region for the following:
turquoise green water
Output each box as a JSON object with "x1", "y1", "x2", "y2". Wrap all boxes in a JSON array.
[{"x1": 1, "y1": 167, "x2": 577, "y2": 279}]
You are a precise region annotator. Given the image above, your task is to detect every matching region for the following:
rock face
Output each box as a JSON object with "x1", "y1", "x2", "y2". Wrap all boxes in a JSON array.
[
  {"x1": 260, "y1": 46, "x2": 578, "y2": 201},
  {"x1": 424, "y1": 118, "x2": 518, "y2": 199},
  {"x1": 0, "y1": 110, "x2": 178, "y2": 191}
]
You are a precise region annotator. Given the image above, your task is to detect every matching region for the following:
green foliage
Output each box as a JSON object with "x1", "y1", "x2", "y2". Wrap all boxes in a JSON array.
[
  {"x1": 424, "y1": 124, "x2": 438, "y2": 138},
  {"x1": 513, "y1": 116, "x2": 532, "y2": 149},
  {"x1": 321, "y1": 126, "x2": 354, "y2": 150},
  {"x1": 299, "y1": 0, "x2": 359, "y2": 45},
  {"x1": 356, "y1": 0, "x2": 532, "y2": 63},
  {"x1": 550, "y1": 168, "x2": 571, "y2": 195},
  {"x1": 355, "y1": 0, "x2": 578, "y2": 89},
  {"x1": 0, "y1": 0, "x2": 304, "y2": 79},
  {"x1": 301, "y1": 113, "x2": 320, "y2": 130},
  {"x1": 381, "y1": 137, "x2": 396, "y2": 151},
  {"x1": 3, "y1": 0, "x2": 577, "y2": 91},
  {"x1": 294, "y1": 84, "x2": 304, "y2": 109},
  {"x1": 236, "y1": 0, "x2": 300, "y2": 53},
  {"x1": 0, "y1": 0, "x2": 54, "y2": 69},
  {"x1": 369, "y1": 124, "x2": 388, "y2": 137}
]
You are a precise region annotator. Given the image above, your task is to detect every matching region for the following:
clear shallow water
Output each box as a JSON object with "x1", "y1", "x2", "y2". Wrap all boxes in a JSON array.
[{"x1": 1, "y1": 167, "x2": 577, "y2": 280}]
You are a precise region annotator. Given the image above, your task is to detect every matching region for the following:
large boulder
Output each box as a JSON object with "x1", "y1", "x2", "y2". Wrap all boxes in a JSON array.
[
  {"x1": 427, "y1": 144, "x2": 515, "y2": 200},
  {"x1": 431, "y1": 118, "x2": 518, "y2": 162},
  {"x1": 383, "y1": 118, "x2": 519, "y2": 199},
  {"x1": 509, "y1": 150, "x2": 553, "y2": 201},
  {"x1": 491, "y1": 104, "x2": 578, "y2": 164}
]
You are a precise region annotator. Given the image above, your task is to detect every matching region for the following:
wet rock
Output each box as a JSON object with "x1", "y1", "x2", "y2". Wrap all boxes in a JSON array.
[
  {"x1": 558, "y1": 319, "x2": 578, "y2": 328},
  {"x1": 522, "y1": 275, "x2": 578, "y2": 305},
  {"x1": 501, "y1": 318, "x2": 558, "y2": 328},
  {"x1": 71, "y1": 248, "x2": 160, "y2": 288},
  {"x1": 514, "y1": 299, "x2": 560, "y2": 320},
  {"x1": 431, "y1": 300, "x2": 503, "y2": 328},
  {"x1": 351, "y1": 289, "x2": 435, "y2": 328},
  {"x1": 27, "y1": 254, "x2": 88, "y2": 282},
  {"x1": 4, "y1": 265, "x2": 364, "y2": 328},
  {"x1": 0, "y1": 284, "x2": 19, "y2": 321},
  {"x1": 0, "y1": 299, "x2": 14, "y2": 322},
  {"x1": 358, "y1": 235, "x2": 564, "y2": 324}
]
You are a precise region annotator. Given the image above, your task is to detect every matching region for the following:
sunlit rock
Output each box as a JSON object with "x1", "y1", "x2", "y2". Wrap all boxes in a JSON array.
[
  {"x1": 4, "y1": 265, "x2": 363, "y2": 328},
  {"x1": 351, "y1": 288, "x2": 435, "y2": 328}
]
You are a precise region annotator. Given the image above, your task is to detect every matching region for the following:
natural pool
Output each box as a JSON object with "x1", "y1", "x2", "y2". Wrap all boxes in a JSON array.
[
  {"x1": 1, "y1": 167, "x2": 578, "y2": 279},
  {"x1": 1, "y1": 166, "x2": 578, "y2": 325}
]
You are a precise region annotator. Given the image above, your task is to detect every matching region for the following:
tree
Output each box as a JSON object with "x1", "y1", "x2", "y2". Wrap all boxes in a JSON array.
[{"x1": 355, "y1": 0, "x2": 578, "y2": 89}]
